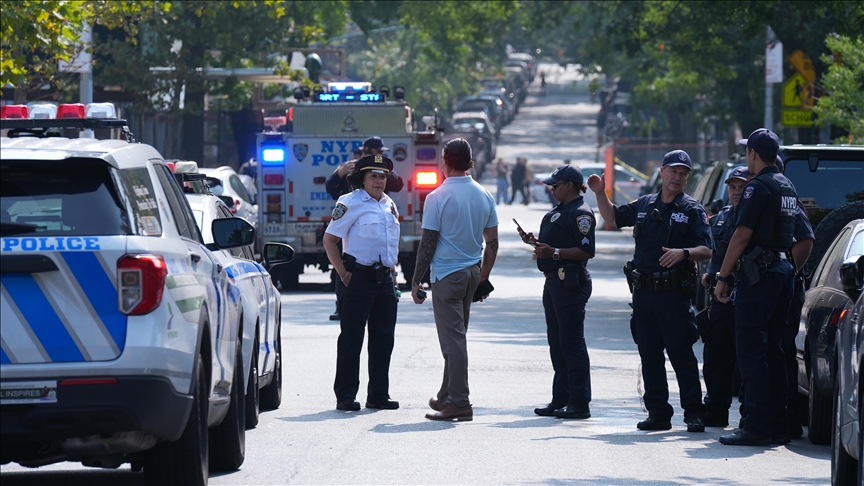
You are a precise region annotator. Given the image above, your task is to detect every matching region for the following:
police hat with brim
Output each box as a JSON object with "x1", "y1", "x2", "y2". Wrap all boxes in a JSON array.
[
  {"x1": 662, "y1": 150, "x2": 692, "y2": 169},
  {"x1": 738, "y1": 128, "x2": 780, "y2": 158},
  {"x1": 363, "y1": 136, "x2": 389, "y2": 152},
  {"x1": 355, "y1": 154, "x2": 393, "y2": 174},
  {"x1": 724, "y1": 166, "x2": 751, "y2": 183},
  {"x1": 541, "y1": 165, "x2": 584, "y2": 185}
]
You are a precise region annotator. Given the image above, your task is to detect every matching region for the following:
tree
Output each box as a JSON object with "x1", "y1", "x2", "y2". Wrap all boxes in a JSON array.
[{"x1": 813, "y1": 34, "x2": 864, "y2": 143}]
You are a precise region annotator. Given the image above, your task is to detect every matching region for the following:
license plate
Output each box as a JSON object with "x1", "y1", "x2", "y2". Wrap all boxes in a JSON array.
[
  {"x1": 0, "y1": 380, "x2": 58, "y2": 404},
  {"x1": 292, "y1": 222, "x2": 325, "y2": 234}
]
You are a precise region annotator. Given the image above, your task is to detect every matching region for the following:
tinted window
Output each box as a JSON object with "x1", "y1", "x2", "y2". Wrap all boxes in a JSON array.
[
  {"x1": 784, "y1": 159, "x2": 864, "y2": 210},
  {"x1": 814, "y1": 227, "x2": 851, "y2": 288},
  {"x1": 217, "y1": 205, "x2": 247, "y2": 259},
  {"x1": 1, "y1": 158, "x2": 128, "y2": 236},
  {"x1": 229, "y1": 175, "x2": 251, "y2": 203}
]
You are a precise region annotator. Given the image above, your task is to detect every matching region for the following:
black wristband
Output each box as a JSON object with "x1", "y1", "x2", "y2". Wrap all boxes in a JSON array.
[
  {"x1": 682, "y1": 248, "x2": 690, "y2": 260},
  {"x1": 716, "y1": 274, "x2": 729, "y2": 283}
]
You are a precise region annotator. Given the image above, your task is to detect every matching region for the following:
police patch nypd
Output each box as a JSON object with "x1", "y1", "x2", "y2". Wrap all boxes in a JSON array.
[
  {"x1": 577, "y1": 215, "x2": 592, "y2": 234},
  {"x1": 743, "y1": 186, "x2": 754, "y2": 199},
  {"x1": 332, "y1": 202, "x2": 348, "y2": 220}
]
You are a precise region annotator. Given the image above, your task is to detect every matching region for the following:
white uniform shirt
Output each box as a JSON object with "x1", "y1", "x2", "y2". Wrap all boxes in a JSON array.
[{"x1": 325, "y1": 189, "x2": 400, "y2": 267}]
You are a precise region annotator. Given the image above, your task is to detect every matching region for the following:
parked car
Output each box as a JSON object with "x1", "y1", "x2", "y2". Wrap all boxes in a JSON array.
[
  {"x1": 450, "y1": 111, "x2": 497, "y2": 161},
  {"x1": 689, "y1": 156, "x2": 746, "y2": 217},
  {"x1": 780, "y1": 145, "x2": 864, "y2": 279},
  {"x1": 797, "y1": 219, "x2": 864, "y2": 445},
  {"x1": 456, "y1": 96, "x2": 504, "y2": 135},
  {"x1": 186, "y1": 191, "x2": 289, "y2": 428},
  {"x1": 199, "y1": 166, "x2": 259, "y2": 228},
  {"x1": 478, "y1": 90, "x2": 515, "y2": 125},
  {"x1": 508, "y1": 52, "x2": 538, "y2": 81},
  {"x1": 480, "y1": 77, "x2": 519, "y2": 110},
  {"x1": 529, "y1": 172, "x2": 558, "y2": 207},
  {"x1": 832, "y1": 253, "x2": 863, "y2": 485}
]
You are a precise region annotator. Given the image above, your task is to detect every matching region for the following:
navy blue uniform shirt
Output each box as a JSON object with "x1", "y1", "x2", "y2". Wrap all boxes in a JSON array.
[
  {"x1": 793, "y1": 201, "x2": 814, "y2": 243},
  {"x1": 706, "y1": 205, "x2": 736, "y2": 276},
  {"x1": 537, "y1": 196, "x2": 596, "y2": 273},
  {"x1": 615, "y1": 192, "x2": 713, "y2": 274}
]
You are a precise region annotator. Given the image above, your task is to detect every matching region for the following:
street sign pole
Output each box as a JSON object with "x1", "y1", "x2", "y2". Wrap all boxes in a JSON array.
[{"x1": 764, "y1": 26, "x2": 782, "y2": 132}]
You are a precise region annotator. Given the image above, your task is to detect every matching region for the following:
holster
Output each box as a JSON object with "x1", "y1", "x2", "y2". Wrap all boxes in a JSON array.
[
  {"x1": 737, "y1": 246, "x2": 762, "y2": 285},
  {"x1": 623, "y1": 261, "x2": 635, "y2": 293},
  {"x1": 563, "y1": 263, "x2": 585, "y2": 290},
  {"x1": 342, "y1": 253, "x2": 357, "y2": 272},
  {"x1": 651, "y1": 270, "x2": 679, "y2": 292},
  {"x1": 695, "y1": 307, "x2": 710, "y2": 343},
  {"x1": 676, "y1": 262, "x2": 698, "y2": 299}
]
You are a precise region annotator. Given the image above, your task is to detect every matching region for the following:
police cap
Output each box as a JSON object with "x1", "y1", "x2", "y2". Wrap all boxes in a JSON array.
[
  {"x1": 775, "y1": 155, "x2": 785, "y2": 172},
  {"x1": 739, "y1": 128, "x2": 780, "y2": 158},
  {"x1": 541, "y1": 165, "x2": 584, "y2": 185},
  {"x1": 662, "y1": 150, "x2": 692, "y2": 169},
  {"x1": 724, "y1": 166, "x2": 751, "y2": 183},
  {"x1": 355, "y1": 154, "x2": 393, "y2": 174},
  {"x1": 363, "y1": 136, "x2": 389, "y2": 152}
]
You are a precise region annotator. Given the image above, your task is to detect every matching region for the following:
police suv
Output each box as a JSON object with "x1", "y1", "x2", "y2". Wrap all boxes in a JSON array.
[
  {"x1": 175, "y1": 161, "x2": 289, "y2": 428},
  {"x1": 256, "y1": 82, "x2": 443, "y2": 289},
  {"x1": 0, "y1": 106, "x2": 288, "y2": 485}
]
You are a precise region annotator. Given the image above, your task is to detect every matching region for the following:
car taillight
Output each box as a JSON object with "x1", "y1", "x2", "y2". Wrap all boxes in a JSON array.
[
  {"x1": 118, "y1": 254, "x2": 167, "y2": 315},
  {"x1": 1, "y1": 105, "x2": 29, "y2": 119},
  {"x1": 415, "y1": 171, "x2": 439, "y2": 187},
  {"x1": 230, "y1": 199, "x2": 240, "y2": 214},
  {"x1": 57, "y1": 103, "x2": 86, "y2": 118}
]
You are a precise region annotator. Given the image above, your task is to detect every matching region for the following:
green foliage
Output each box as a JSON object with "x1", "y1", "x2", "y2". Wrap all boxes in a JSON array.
[{"x1": 813, "y1": 35, "x2": 864, "y2": 143}]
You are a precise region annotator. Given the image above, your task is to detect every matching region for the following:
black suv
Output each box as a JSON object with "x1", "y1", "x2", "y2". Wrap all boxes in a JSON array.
[{"x1": 780, "y1": 145, "x2": 864, "y2": 275}]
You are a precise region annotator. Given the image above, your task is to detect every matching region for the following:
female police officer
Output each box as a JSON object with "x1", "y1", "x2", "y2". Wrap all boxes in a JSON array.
[
  {"x1": 518, "y1": 165, "x2": 596, "y2": 419},
  {"x1": 323, "y1": 154, "x2": 401, "y2": 412}
]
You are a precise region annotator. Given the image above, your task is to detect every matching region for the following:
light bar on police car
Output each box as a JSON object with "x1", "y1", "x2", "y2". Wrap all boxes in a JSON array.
[
  {"x1": 261, "y1": 146, "x2": 286, "y2": 164},
  {"x1": 327, "y1": 82, "x2": 371, "y2": 93}
]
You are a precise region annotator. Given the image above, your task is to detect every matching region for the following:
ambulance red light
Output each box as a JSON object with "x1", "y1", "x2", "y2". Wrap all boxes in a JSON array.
[
  {"x1": 1, "y1": 105, "x2": 29, "y2": 119},
  {"x1": 57, "y1": 103, "x2": 86, "y2": 119},
  {"x1": 266, "y1": 194, "x2": 281, "y2": 204},
  {"x1": 415, "y1": 171, "x2": 439, "y2": 187},
  {"x1": 166, "y1": 162, "x2": 176, "y2": 172},
  {"x1": 118, "y1": 254, "x2": 167, "y2": 315},
  {"x1": 288, "y1": 106, "x2": 293, "y2": 122},
  {"x1": 264, "y1": 174, "x2": 284, "y2": 186}
]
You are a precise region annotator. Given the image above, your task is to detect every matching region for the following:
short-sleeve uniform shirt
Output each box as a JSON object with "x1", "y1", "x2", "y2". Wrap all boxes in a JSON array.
[
  {"x1": 615, "y1": 192, "x2": 713, "y2": 274},
  {"x1": 325, "y1": 189, "x2": 400, "y2": 267},
  {"x1": 536, "y1": 196, "x2": 595, "y2": 273}
]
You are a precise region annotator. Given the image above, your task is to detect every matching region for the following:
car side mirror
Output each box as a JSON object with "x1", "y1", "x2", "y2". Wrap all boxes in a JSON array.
[
  {"x1": 210, "y1": 218, "x2": 255, "y2": 250},
  {"x1": 263, "y1": 242, "x2": 294, "y2": 270},
  {"x1": 838, "y1": 255, "x2": 864, "y2": 300}
]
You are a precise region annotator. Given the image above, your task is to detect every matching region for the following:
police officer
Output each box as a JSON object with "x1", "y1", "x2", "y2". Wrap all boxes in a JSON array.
[
  {"x1": 326, "y1": 137, "x2": 404, "y2": 200},
  {"x1": 714, "y1": 129, "x2": 797, "y2": 446},
  {"x1": 589, "y1": 150, "x2": 713, "y2": 433},
  {"x1": 323, "y1": 154, "x2": 401, "y2": 412},
  {"x1": 700, "y1": 166, "x2": 750, "y2": 427},
  {"x1": 519, "y1": 165, "x2": 596, "y2": 419}
]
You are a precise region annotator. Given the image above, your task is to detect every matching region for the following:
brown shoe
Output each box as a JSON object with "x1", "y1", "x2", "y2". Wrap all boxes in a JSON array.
[
  {"x1": 428, "y1": 397, "x2": 445, "y2": 412},
  {"x1": 425, "y1": 403, "x2": 473, "y2": 421}
]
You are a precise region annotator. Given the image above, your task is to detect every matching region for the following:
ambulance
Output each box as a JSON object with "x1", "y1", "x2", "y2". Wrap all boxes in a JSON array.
[{"x1": 256, "y1": 82, "x2": 444, "y2": 289}]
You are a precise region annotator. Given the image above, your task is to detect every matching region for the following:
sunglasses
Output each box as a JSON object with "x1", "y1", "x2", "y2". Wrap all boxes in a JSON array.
[{"x1": 551, "y1": 182, "x2": 568, "y2": 190}]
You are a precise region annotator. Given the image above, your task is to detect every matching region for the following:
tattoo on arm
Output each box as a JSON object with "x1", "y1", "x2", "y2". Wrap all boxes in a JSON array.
[
  {"x1": 413, "y1": 229, "x2": 439, "y2": 285},
  {"x1": 481, "y1": 238, "x2": 499, "y2": 275}
]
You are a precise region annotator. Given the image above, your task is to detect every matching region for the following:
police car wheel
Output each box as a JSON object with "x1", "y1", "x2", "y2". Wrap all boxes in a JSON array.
[
  {"x1": 143, "y1": 353, "x2": 209, "y2": 486},
  {"x1": 808, "y1": 369, "x2": 832, "y2": 445},
  {"x1": 806, "y1": 201, "x2": 864, "y2": 283},
  {"x1": 245, "y1": 329, "x2": 260, "y2": 429},
  {"x1": 210, "y1": 343, "x2": 246, "y2": 472},
  {"x1": 261, "y1": 308, "x2": 283, "y2": 410},
  {"x1": 831, "y1": 376, "x2": 857, "y2": 485}
]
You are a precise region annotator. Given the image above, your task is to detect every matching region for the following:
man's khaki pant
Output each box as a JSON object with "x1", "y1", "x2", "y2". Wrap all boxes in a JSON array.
[{"x1": 431, "y1": 265, "x2": 480, "y2": 408}]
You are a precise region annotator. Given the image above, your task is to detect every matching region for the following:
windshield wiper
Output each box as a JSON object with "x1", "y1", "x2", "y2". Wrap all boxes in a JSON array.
[{"x1": 0, "y1": 221, "x2": 46, "y2": 236}]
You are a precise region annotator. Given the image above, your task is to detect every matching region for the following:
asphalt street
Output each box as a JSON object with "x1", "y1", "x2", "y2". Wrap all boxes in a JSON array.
[{"x1": 0, "y1": 64, "x2": 831, "y2": 485}]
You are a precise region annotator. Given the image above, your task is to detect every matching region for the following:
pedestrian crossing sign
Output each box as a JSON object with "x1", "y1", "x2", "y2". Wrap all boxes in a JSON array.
[{"x1": 782, "y1": 72, "x2": 814, "y2": 127}]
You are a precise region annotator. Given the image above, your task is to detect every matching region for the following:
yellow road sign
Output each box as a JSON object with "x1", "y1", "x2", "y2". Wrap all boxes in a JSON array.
[
  {"x1": 782, "y1": 110, "x2": 813, "y2": 127},
  {"x1": 788, "y1": 50, "x2": 815, "y2": 82},
  {"x1": 783, "y1": 72, "x2": 814, "y2": 109}
]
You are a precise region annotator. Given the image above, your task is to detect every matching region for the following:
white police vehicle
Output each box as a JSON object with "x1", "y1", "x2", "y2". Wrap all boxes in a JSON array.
[
  {"x1": 179, "y1": 165, "x2": 290, "y2": 427},
  {"x1": 256, "y1": 82, "x2": 443, "y2": 289},
  {"x1": 0, "y1": 108, "x2": 289, "y2": 485}
]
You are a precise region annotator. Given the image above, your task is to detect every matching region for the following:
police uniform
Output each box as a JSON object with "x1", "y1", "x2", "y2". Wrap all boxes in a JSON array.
[
  {"x1": 325, "y1": 155, "x2": 401, "y2": 408},
  {"x1": 534, "y1": 166, "x2": 596, "y2": 418},
  {"x1": 719, "y1": 129, "x2": 797, "y2": 444},
  {"x1": 616, "y1": 151, "x2": 712, "y2": 429},
  {"x1": 702, "y1": 167, "x2": 750, "y2": 426}
]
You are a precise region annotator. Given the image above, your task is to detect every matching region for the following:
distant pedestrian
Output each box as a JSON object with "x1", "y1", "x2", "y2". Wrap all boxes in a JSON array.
[
  {"x1": 411, "y1": 138, "x2": 499, "y2": 422},
  {"x1": 494, "y1": 158, "x2": 510, "y2": 205},
  {"x1": 510, "y1": 157, "x2": 530, "y2": 205}
]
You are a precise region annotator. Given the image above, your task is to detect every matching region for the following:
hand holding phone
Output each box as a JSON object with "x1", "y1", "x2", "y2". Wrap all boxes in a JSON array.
[{"x1": 513, "y1": 218, "x2": 537, "y2": 247}]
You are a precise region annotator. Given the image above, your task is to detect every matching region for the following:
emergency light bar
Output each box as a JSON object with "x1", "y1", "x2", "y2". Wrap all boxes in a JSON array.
[
  {"x1": 327, "y1": 82, "x2": 372, "y2": 93},
  {"x1": 315, "y1": 92, "x2": 383, "y2": 103},
  {"x1": 0, "y1": 118, "x2": 129, "y2": 130},
  {"x1": 261, "y1": 147, "x2": 286, "y2": 164}
]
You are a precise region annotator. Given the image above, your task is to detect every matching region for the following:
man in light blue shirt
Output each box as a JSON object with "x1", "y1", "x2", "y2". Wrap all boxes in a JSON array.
[{"x1": 411, "y1": 138, "x2": 499, "y2": 422}]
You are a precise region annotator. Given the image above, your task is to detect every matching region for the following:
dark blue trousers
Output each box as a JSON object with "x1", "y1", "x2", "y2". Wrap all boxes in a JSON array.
[
  {"x1": 334, "y1": 268, "x2": 398, "y2": 403},
  {"x1": 783, "y1": 278, "x2": 806, "y2": 427},
  {"x1": 543, "y1": 276, "x2": 592, "y2": 407},
  {"x1": 631, "y1": 286, "x2": 705, "y2": 420},
  {"x1": 734, "y1": 261, "x2": 794, "y2": 437},
  {"x1": 702, "y1": 300, "x2": 737, "y2": 417}
]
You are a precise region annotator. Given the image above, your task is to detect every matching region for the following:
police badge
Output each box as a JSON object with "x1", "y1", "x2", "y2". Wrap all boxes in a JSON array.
[
  {"x1": 332, "y1": 202, "x2": 348, "y2": 220},
  {"x1": 293, "y1": 143, "x2": 308, "y2": 162},
  {"x1": 550, "y1": 212, "x2": 561, "y2": 222},
  {"x1": 577, "y1": 215, "x2": 592, "y2": 235}
]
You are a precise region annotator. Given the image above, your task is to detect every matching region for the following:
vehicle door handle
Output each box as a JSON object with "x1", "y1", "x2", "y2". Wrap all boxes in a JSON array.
[
  {"x1": 189, "y1": 252, "x2": 202, "y2": 263},
  {"x1": 216, "y1": 263, "x2": 223, "y2": 274}
]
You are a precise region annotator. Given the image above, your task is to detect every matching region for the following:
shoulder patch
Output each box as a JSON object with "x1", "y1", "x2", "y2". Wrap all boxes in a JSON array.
[
  {"x1": 550, "y1": 212, "x2": 561, "y2": 222},
  {"x1": 332, "y1": 202, "x2": 348, "y2": 220},
  {"x1": 743, "y1": 186, "x2": 754, "y2": 199},
  {"x1": 577, "y1": 215, "x2": 592, "y2": 234},
  {"x1": 390, "y1": 202, "x2": 398, "y2": 217},
  {"x1": 702, "y1": 213, "x2": 709, "y2": 226}
]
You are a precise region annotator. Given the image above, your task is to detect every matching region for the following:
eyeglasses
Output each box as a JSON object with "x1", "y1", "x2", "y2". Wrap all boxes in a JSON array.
[{"x1": 551, "y1": 182, "x2": 568, "y2": 190}]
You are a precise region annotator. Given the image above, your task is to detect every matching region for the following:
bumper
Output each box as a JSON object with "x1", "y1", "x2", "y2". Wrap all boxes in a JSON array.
[{"x1": 1, "y1": 376, "x2": 192, "y2": 443}]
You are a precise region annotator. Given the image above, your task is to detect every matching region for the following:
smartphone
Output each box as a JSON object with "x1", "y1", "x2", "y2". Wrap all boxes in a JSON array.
[{"x1": 513, "y1": 219, "x2": 537, "y2": 247}]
